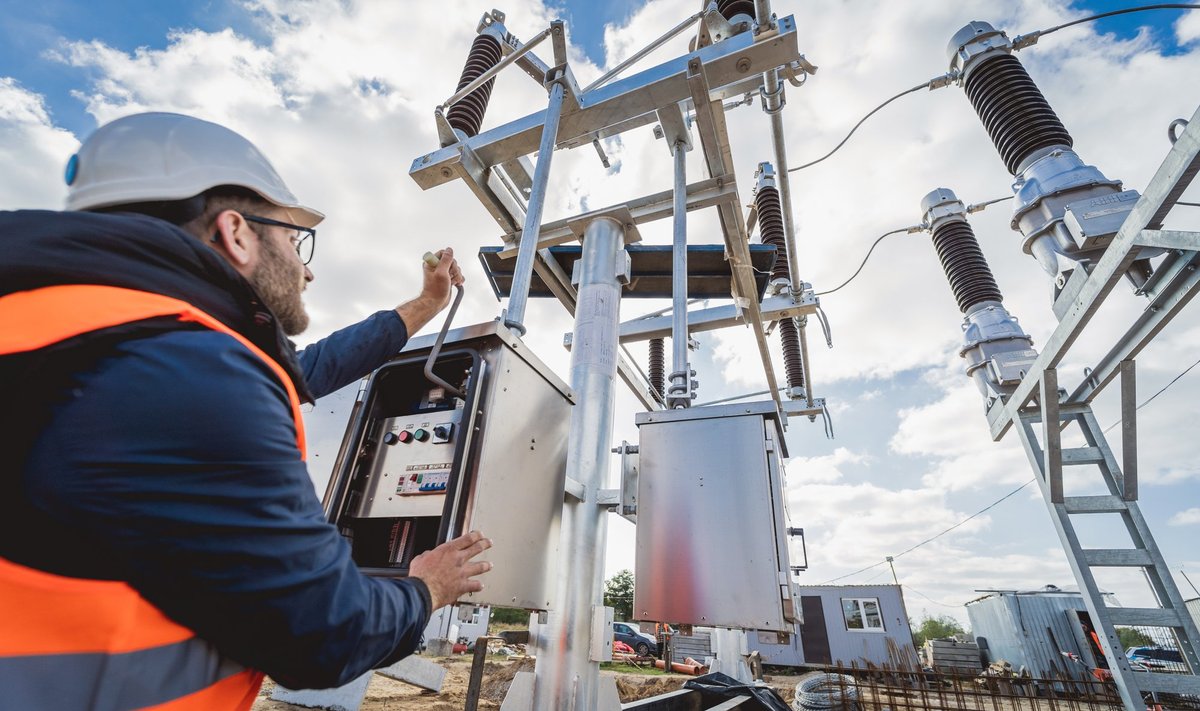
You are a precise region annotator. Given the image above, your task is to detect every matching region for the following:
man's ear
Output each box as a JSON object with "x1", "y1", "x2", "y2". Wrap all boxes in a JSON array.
[{"x1": 210, "y1": 209, "x2": 257, "y2": 275}]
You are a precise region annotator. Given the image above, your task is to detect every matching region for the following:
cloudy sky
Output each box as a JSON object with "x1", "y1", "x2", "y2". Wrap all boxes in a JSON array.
[{"x1": 3, "y1": 0, "x2": 1199, "y2": 627}]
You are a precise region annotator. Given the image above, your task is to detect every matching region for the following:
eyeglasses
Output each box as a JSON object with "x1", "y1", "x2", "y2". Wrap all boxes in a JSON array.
[{"x1": 243, "y1": 215, "x2": 317, "y2": 265}]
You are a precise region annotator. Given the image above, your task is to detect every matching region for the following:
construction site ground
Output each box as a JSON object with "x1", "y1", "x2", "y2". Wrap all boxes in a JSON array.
[
  {"x1": 251, "y1": 655, "x2": 809, "y2": 710},
  {"x1": 250, "y1": 655, "x2": 1145, "y2": 710}
]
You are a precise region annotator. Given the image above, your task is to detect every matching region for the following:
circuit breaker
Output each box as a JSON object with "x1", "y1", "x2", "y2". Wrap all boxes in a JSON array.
[
  {"x1": 633, "y1": 401, "x2": 800, "y2": 631},
  {"x1": 322, "y1": 321, "x2": 573, "y2": 610}
]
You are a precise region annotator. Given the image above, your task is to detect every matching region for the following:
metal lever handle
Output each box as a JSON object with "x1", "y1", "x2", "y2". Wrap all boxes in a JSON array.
[{"x1": 422, "y1": 252, "x2": 467, "y2": 399}]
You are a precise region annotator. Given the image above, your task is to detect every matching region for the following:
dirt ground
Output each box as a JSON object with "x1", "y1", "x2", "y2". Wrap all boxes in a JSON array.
[{"x1": 251, "y1": 655, "x2": 804, "y2": 710}]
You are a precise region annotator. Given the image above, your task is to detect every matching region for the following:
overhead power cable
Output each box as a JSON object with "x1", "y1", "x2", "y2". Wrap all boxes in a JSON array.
[
  {"x1": 788, "y1": 5, "x2": 1200, "y2": 174},
  {"x1": 816, "y1": 478, "x2": 1034, "y2": 585},
  {"x1": 1103, "y1": 354, "x2": 1200, "y2": 434},
  {"x1": 903, "y1": 585, "x2": 966, "y2": 609},
  {"x1": 819, "y1": 559, "x2": 889, "y2": 586},
  {"x1": 788, "y1": 77, "x2": 952, "y2": 173},
  {"x1": 1013, "y1": 4, "x2": 1200, "y2": 47},
  {"x1": 821, "y1": 348, "x2": 1199, "y2": 585},
  {"x1": 815, "y1": 228, "x2": 916, "y2": 296},
  {"x1": 889, "y1": 479, "x2": 1034, "y2": 561},
  {"x1": 816, "y1": 196, "x2": 1012, "y2": 297}
]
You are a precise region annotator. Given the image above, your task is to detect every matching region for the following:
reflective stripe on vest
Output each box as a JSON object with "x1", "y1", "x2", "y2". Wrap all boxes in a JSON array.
[{"x1": 0, "y1": 284, "x2": 309, "y2": 710}]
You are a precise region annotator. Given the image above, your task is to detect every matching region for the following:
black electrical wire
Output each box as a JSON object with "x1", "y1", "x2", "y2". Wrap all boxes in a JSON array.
[
  {"x1": 903, "y1": 586, "x2": 967, "y2": 609},
  {"x1": 817, "y1": 197, "x2": 1013, "y2": 298},
  {"x1": 815, "y1": 228, "x2": 912, "y2": 296},
  {"x1": 817, "y1": 478, "x2": 1035, "y2": 585},
  {"x1": 1103, "y1": 353, "x2": 1200, "y2": 434},
  {"x1": 819, "y1": 560, "x2": 889, "y2": 585},
  {"x1": 788, "y1": 81, "x2": 933, "y2": 173},
  {"x1": 787, "y1": 5, "x2": 1200, "y2": 176},
  {"x1": 822, "y1": 349, "x2": 1200, "y2": 585},
  {"x1": 890, "y1": 479, "x2": 1035, "y2": 561},
  {"x1": 1026, "y1": 3, "x2": 1200, "y2": 40}
]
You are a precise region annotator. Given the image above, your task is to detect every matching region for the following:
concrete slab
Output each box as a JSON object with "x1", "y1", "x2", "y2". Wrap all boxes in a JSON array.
[
  {"x1": 598, "y1": 675, "x2": 622, "y2": 710},
  {"x1": 497, "y1": 673, "x2": 621, "y2": 710},
  {"x1": 425, "y1": 637, "x2": 455, "y2": 657},
  {"x1": 374, "y1": 654, "x2": 446, "y2": 691},
  {"x1": 498, "y1": 670, "x2": 535, "y2": 711},
  {"x1": 269, "y1": 672, "x2": 372, "y2": 711}
]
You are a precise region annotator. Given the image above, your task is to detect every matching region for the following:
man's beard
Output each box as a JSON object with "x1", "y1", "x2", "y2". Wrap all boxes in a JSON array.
[{"x1": 250, "y1": 234, "x2": 309, "y2": 336}]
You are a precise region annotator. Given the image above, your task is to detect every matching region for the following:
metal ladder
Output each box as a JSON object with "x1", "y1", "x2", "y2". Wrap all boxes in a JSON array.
[{"x1": 1013, "y1": 362, "x2": 1200, "y2": 708}]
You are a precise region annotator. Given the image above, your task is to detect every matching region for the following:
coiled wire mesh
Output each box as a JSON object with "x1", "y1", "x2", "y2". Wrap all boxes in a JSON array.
[{"x1": 791, "y1": 672, "x2": 859, "y2": 710}]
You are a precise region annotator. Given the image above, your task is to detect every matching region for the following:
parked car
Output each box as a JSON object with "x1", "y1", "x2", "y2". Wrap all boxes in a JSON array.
[
  {"x1": 613, "y1": 621, "x2": 658, "y2": 657},
  {"x1": 1125, "y1": 646, "x2": 1188, "y2": 673}
]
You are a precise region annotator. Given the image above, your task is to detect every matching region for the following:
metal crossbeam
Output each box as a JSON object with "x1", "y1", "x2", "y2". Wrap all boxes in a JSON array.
[
  {"x1": 496, "y1": 175, "x2": 738, "y2": 258},
  {"x1": 686, "y1": 56, "x2": 784, "y2": 415},
  {"x1": 615, "y1": 293, "x2": 817, "y2": 344},
  {"x1": 409, "y1": 17, "x2": 801, "y2": 190},
  {"x1": 1065, "y1": 242, "x2": 1200, "y2": 406}
]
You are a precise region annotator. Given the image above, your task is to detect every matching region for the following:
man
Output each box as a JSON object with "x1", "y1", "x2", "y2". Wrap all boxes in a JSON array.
[{"x1": 0, "y1": 112, "x2": 492, "y2": 709}]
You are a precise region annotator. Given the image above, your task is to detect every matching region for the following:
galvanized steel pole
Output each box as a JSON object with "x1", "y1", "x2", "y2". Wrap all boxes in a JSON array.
[
  {"x1": 668, "y1": 142, "x2": 691, "y2": 407},
  {"x1": 532, "y1": 216, "x2": 626, "y2": 711},
  {"x1": 755, "y1": 1, "x2": 802, "y2": 296},
  {"x1": 505, "y1": 80, "x2": 567, "y2": 336}
]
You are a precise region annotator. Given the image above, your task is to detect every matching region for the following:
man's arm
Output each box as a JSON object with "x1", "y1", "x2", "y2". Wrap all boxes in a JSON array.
[
  {"x1": 394, "y1": 247, "x2": 464, "y2": 335},
  {"x1": 24, "y1": 329, "x2": 489, "y2": 688},
  {"x1": 298, "y1": 248, "x2": 464, "y2": 399}
]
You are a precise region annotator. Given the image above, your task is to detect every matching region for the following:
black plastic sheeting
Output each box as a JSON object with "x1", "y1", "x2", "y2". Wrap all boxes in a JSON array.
[{"x1": 682, "y1": 672, "x2": 792, "y2": 711}]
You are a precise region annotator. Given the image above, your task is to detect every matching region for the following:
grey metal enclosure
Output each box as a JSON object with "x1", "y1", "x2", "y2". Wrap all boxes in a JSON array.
[
  {"x1": 747, "y1": 584, "x2": 918, "y2": 668},
  {"x1": 321, "y1": 320, "x2": 573, "y2": 611},
  {"x1": 633, "y1": 401, "x2": 797, "y2": 632}
]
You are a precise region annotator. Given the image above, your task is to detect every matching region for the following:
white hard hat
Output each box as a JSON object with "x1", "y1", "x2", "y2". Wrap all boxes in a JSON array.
[{"x1": 65, "y1": 112, "x2": 323, "y2": 228}]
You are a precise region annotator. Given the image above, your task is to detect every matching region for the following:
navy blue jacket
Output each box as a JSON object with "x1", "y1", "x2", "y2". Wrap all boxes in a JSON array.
[{"x1": 0, "y1": 210, "x2": 431, "y2": 689}]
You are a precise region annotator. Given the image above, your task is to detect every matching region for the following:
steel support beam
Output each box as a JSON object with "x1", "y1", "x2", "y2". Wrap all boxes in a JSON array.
[
  {"x1": 686, "y1": 56, "x2": 784, "y2": 416},
  {"x1": 410, "y1": 17, "x2": 800, "y2": 189},
  {"x1": 497, "y1": 175, "x2": 737, "y2": 258},
  {"x1": 1065, "y1": 240, "x2": 1200, "y2": 406},
  {"x1": 504, "y1": 80, "x2": 566, "y2": 336},
  {"x1": 613, "y1": 294, "x2": 817, "y2": 344},
  {"x1": 667, "y1": 140, "x2": 692, "y2": 408},
  {"x1": 532, "y1": 217, "x2": 626, "y2": 711}
]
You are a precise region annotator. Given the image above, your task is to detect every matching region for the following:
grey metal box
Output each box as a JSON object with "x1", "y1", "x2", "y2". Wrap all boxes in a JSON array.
[
  {"x1": 323, "y1": 321, "x2": 573, "y2": 610},
  {"x1": 1064, "y1": 189, "x2": 1140, "y2": 252},
  {"x1": 633, "y1": 402, "x2": 798, "y2": 631}
]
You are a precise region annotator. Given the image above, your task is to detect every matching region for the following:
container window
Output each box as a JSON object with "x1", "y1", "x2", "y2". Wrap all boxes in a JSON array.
[{"x1": 842, "y1": 597, "x2": 886, "y2": 632}]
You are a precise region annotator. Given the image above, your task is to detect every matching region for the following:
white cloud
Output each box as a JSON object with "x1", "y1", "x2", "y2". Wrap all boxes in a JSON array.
[
  {"x1": 0, "y1": 78, "x2": 78, "y2": 209},
  {"x1": 1170, "y1": 508, "x2": 1200, "y2": 526},
  {"x1": 784, "y1": 447, "x2": 866, "y2": 485},
  {"x1": 889, "y1": 363, "x2": 1033, "y2": 491},
  {"x1": 1181, "y1": 9, "x2": 1200, "y2": 45}
]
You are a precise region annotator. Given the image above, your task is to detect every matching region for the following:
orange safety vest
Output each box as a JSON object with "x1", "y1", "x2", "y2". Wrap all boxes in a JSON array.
[{"x1": 0, "y1": 284, "x2": 308, "y2": 710}]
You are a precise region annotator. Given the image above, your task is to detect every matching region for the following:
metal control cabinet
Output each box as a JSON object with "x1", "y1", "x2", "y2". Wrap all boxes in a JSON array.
[
  {"x1": 633, "y1": 402, "x2": 798, "y2": 631},
  {"x1": 322, "y1": 321, "x2": 573, "y2": 610}
]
